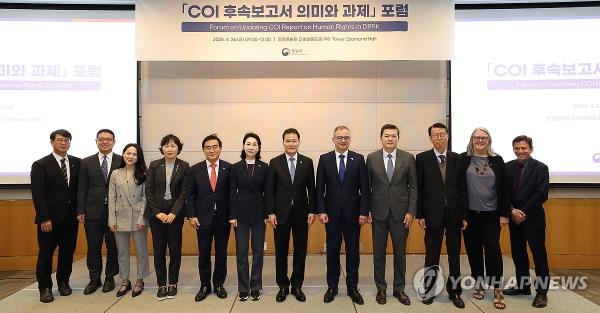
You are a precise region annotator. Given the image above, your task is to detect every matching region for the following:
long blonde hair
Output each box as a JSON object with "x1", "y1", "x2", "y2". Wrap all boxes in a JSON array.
[{"x1": 466, "y1": 127, "x2": 496, "y2": 156}]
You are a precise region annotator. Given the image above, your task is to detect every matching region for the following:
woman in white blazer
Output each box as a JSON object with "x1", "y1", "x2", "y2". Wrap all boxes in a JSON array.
[{"x1": 109, "y1": 143, "x2": 149, "y2": 298}]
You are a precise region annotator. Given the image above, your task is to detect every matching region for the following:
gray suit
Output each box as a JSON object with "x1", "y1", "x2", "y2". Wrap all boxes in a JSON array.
[
  {"x1": 366, "y1": 148, "x2": 417, "y2": 291},
  {"x1": 108, "y1": 168, "x2": 149, "y2": 281}
]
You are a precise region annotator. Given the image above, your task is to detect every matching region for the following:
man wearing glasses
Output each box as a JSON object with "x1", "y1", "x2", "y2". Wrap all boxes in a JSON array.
[
  {"x1": 77, "y1": 129, "x2": 122, "y2": 295},
  {"x1": 415, "y1": 123, "x2": 466, "y2": 308},
  {"x1": 31, "y1": 129, "x2": 81, "y2": 303},
  {"x1": 316, "y1": 126, "x2": 369, "y2": 305}
]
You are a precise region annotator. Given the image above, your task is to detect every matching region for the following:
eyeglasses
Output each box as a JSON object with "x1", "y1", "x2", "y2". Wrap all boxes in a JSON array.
[
  {"x1": 431, "y1": 133, "x2": 448, "y2": 139},
  {"x1": 53, "y1": 138, "x2": 71, "y2": 143},
  {"x1": 334, "y1": 136, "x2": 351, "y2": 141},
  {"x1": 97, "y1": 138, "x2": 114, "y2": 143},
  {"x1": 473, "y1": 136, "x2": 489, "y2": 142}
]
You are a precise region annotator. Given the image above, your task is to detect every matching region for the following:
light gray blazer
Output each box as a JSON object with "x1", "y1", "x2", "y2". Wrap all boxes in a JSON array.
[
  {"x1": 108, "y1": 168, "x2": 147, "y2": 231},
  {"x1": 366, "y1": 148, "x2": 418, "y2": 222}
]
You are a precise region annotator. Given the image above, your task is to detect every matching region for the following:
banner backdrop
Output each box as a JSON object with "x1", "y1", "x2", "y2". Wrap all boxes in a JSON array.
[{"x1": 136, "y1": 0, "x2": 454, "y2": 61}]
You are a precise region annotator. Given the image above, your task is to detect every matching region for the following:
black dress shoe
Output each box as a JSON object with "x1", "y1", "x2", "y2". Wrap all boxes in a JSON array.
[
  {"x1": 376, "y1": 290, "x2": 386, "y2": 304},
  {"x1": 58, "y1": 282, "x2": 72, "y2": 296},
  {"x1": 532, "y1": 293, "x2": 548, "y2": 308},
  {"x1": 323, "y1": 287, "x2": 338, "y2": 303},
  {"x1": 347, "y1": 287, "x2": 364, "y2": 305},
  {"x1": 132, "y1": 281, "x2": 144, "y2": 297},
  {"x1": 102, "y1": 276, "x2": 116, "y2": 293},
  {"x1": 422, "y1": 296, "x2": 434, "y2": 305},
  {"x1": 276, "y1": 287, "x2": 289, "y2": 302},
  {"x1": 195, "y1": 286, "x2": 210, "y2": 302},
  {"x1": 39, "y1": 288, "x2": 54, "y2": 303},
  {"x1": 167, "y1": 285, "x2": 177, "y2": 299},
  {"x1": 503, "y1": 286, "x2": 531, "y2": 296},
  {"x1": 291, "y1": 287, "x2": 306, "y2": 302},
  {"x1": 116, "y1": 281, "x2": 132, "y2": 297},
  {"x1": 250, "y1": 290, "x2": 260, "y2": 301},
  {"x1": 84, "y1": 280, "x2": 102, "y2": 295},
  {"x1": 450, "y1": 294, "x2": 466, "y2": 309},
  {"x1": 215, "y1": 285, "x2": 227, "y2": 299},
  {"x1": 393, "y1": 290, "x2": 411, "y2": 305}
]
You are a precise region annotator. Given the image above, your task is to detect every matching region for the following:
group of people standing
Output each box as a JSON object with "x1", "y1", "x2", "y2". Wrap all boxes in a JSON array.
[{"x1": 30, "y1": 122, "x2": 550, "y2": 310}]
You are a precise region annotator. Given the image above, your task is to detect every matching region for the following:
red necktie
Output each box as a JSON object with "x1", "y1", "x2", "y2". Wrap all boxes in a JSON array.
[{"x1": 210, "y1": 163, "x2": 217, "y2": 192}]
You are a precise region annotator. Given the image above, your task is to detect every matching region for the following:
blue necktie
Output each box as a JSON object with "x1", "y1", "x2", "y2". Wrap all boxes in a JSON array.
[
  {"x1": 289, "y1": 157, "x2": 296, "y2": 183},
  {"x1": 338, "y1": 154, "x2": 346, "y2": 182},
  {"x1": 386, "y1": 154, "x2": 394, "y2": 180},
  {"x1": 101, "y1": 155, "x2": 108, "y2": 183}
]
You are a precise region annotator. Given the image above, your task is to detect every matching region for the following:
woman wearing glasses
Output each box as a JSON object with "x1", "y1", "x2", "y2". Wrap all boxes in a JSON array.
[
  {"x1": 108, "y1": 143, "x2": 149, "y2": 298},
  {"x1": 229, "y1": 132, "x2": 269, "y2": 301},
  {"x1": 146, "y1": 134, "x2": 190, "y2": 300},
  {"x1": 461, "y1": 127, "x2": 511, "y2": 310}
]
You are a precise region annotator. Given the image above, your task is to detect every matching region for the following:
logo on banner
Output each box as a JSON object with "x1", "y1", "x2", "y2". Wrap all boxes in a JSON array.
[
  {"x1": 593, "y1": 153, "x2": 600, "y2": 163},
  {"x1": 282, "y1": 48, "x2": 290, "y2": 56}
]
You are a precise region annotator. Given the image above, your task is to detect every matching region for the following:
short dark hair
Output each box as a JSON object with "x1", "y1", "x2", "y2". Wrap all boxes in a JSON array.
[
  {"x1": 428, "y1": 123, "x2": 448, "y2": 136},
  {"x1": 202, "y1": 134, "x2": 222, "y2": 148},
  {"x1": 96, "y1": 129, "x2": 115, "y2": 139},
  {"x1": 240, "y1": 132, "x2": 262, "y2": 160},
  {"x1": 380, "y1": 124, "x2": 399, "y2": 137},
  {"x1": 119, "y1": 143, "x2": 147, "y2": 185},
  {"x1": 50, "y1": 129, "x2": 72, "y2": 141},
  {"x1": 512, "y1": 135, "x2": 533, "y2": 149},
  {"x1": 282, "y1": 128, "x2": 300, "y2": 140},
  {"x1": 158, "y1": 134, "x2": 184, "y2": 155}
]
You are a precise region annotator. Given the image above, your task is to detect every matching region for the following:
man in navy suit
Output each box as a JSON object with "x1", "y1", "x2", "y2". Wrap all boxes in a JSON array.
[
  {"x1": 184, "y1": 134, "x2": 231, "y2": 302},
  {"x1": 316, "y1": 125, "x2": 369, "y2": 305},
  {"x1": 266, "y1": 128, "x2": 316, "y2": 303},
  {"x1": 30, "y1": 129, "x2": 81, "y2": 303},
  {"x1": 504, "y1": 135, "x2": 550, "y2": 308}
]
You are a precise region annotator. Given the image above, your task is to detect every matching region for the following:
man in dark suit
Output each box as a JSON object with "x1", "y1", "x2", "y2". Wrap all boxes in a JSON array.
[
  {"x1": 77, "y1": 129, "x2": 122, "y2": 295},
  {"x1": 266, "y1": 128, "x2": 316, "y2": 302},
  {"x1": 415, "y1": 123, "x2": 466, "y2": 308},
  {"x1": 31, "y1": 129, "x2": 81, "y2": 303},
  {"x1": 316, "y1": 125, "x2": 369, "y2": 305},
  {"x1": 366, "y1": 124, "x2": 416, "y2": 306},
  {"x1": 504, "y1": 135, "x2": 550, "y2": 308},
  {"x1": 185, "y1": 134, "x2": 231, "y2": 302}
]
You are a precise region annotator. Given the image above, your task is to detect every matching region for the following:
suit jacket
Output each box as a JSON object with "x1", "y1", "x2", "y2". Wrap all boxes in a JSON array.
[
  {"x1": 265, "y1": 153, "x2": 316, "y2": 225},
  {"x1": 506, "y1": 158, "x2": 549, "y2": 228},
  {"x1": 31, "y1": 154, "x2": 81, "y2": 224},
  {"x1": 366, "y1": 149, "x2": 418, "y2": 222},
  {"x1": 416, "y1": 149, "x2": 464, "y2": 228},
  {"x1": 184, "y1": 159, "x2": 231, "y2": 228},
  {"x1": 460, "y1": 153, "x2": 511, "y2": 218},
  {"x1": 145, "y1": 157, "x2": 190, "y2": 219},
  {"x1": 77, "y1": 153, "x2": 122, "y2": 220},
  {"x1": 108, "y1": 168, "x2": 146, "y2": 231},
  {"x1": 229, "y1": 159, "x2": 269, "y2": 223},
  {"x1": 316, "y1": 150, "x2": 369, "y2": 222}
]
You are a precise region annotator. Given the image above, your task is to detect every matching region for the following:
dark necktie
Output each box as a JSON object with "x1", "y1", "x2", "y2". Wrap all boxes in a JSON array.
[
  {"x1": 101, "y1": 155, "x2": 108, "y2": 182},
  {"x1": 439, "y1": 155, "x2": 446, "y2": 166},
  {"x1": 246, "y1": 163, "x2": 255, "y2": 177},
  {"x1": 515, "y1": 162, "x2": 525, "y2": 190},
  {"x1": 210, "y1": 163, "x2": 217, "y2": 192},
  {"x1": 439, "y1": 155, "x2": 447, "y2": 183},
  {"x1": 60, "y1": 157, "x2": 68, "y2": 186},
  {"x1": 338, "y1": 155, "x2": 346, "y2": 181}
]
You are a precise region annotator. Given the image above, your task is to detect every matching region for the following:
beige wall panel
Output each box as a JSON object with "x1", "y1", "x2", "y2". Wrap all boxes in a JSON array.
[
  {"x1": 377, "y1": 61, "x2": 447, "y2": 103},
  {"x1": 141, "y1": 62, "x2": 212, "y2": 104},
  {"x1": 376, "y1": 102, "x2": 446, "y2": 151},
  {"x1": 212, "y1": 62, "x2": 294, "y2": 103},
  {"x1": 141, "y1": 102, "x2": 213, "y2": 151},
  {"x1": 294, "y1": 102, "x2": 378, "y2": 152},
  {"x1": 212, "y1": 102, "x2": 295, "y2": 152},
  {"x1": 294, "y1": 62, "x2": 377, "y2": 103}
]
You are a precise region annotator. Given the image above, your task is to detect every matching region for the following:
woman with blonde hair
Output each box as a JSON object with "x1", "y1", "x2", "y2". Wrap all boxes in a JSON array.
[{"x1": 460, "y1": 127, "x2": 511, "y2": 310}]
